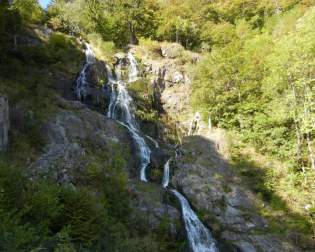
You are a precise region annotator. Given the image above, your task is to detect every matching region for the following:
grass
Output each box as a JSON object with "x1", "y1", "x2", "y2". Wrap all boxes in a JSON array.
[
  {"x1": 227, "y1": 132, "x2": 315, "y2": 248},
  {"x1": 87, "y1": 33, "x2": 117, "y2": 63}
]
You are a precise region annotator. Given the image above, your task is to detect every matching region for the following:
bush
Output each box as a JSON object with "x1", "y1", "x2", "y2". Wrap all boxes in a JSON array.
[
  {"x1": 139, "y1": 37, "x2": 161, "y2": 55},
  {"x1": 59, "y1": 188, "x2": 107, "y2": 246},
  {"x1": 49, "y1": 33, "x2": 72, "y2": 49},
  {"x1": 87, "y1": 33, "x2": 116, "y2": 62}
]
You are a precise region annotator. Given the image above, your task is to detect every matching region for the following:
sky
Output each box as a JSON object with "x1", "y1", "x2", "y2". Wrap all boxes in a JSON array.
[{"x1": 39, "y1": 0, "x2": 51, "y2": 9}]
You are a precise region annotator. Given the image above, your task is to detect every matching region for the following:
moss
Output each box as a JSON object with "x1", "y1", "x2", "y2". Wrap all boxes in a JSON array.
[{"x1": 222, "y1": 184, "x2": 232, "y2": 193}]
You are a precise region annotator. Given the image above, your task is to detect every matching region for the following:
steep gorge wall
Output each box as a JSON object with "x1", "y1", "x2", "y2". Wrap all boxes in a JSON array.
[{"x1": 130, "y1": 42, "x2": 302, "y2": 252}]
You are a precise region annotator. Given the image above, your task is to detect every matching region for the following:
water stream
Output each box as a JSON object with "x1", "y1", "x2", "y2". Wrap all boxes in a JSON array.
[
  {"x1": 106, "y1": 55, "x2": 151, "y2": 182},
  {"x1": 171, "y1": 189, "x2": 219, "y2": 252},
  {"x1": 162, "y1": 158, "x2": 171, "y2": 188},
  {"x1": 77, "y1": 46, "x2": 219, "y2": 251},
  {"x1": 127, "y1": 51, "x2": 139, "y2": 83},
  {"x1": 75, "y1": 43, "x2": 95, "y2": 100},
  {"x1": 145, "y1": 135, "x2": 159, "y2": 148}
]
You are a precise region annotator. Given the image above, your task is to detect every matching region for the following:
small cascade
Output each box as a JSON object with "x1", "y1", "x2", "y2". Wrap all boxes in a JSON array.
[
  {"x1": 75, "y1": 43, "x2": 95, "y2": 100},
  {"x1": 145, "y1": 135, "x2": 159, "y2": 148},
  {"x1": 127, "y1": 52, "x2": 139, "y2": 82},
  {"x1": 106, "y1": 64, "x2": 116, "y2": 118},
  {"x1": 162, "y1": 158, "x2": 171, "y2": 188},
  {"x1": 107, "y1": 55, "x2": 151, "y2": 182},
  {"x1": 171, "y1": 189, "x2": 219, "y2": 252},
  {"x1": 82, "y1": 46, "x2": 219, "y2": 250}
]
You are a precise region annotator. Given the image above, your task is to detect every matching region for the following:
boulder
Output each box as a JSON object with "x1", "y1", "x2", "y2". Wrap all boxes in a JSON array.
[
  {"x1": 0, "y1": 96, "x2": 9, "y2": 151},
  {"x1": 161, "y1": 43, "x2": 184, "y2": 59}
]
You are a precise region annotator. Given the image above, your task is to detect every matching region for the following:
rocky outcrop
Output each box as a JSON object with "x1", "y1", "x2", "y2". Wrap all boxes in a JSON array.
[
  {"x1": 131, "y1": 43, "x2": 198, "y2": 135},
  {"x1": 0, "y1": 96, "x2": 9, "y2": 151},
  {"x1": 75, "y1": 59, "x2": 109, "y2": 112},
  {"x1": 172, "y1": 135, "x2": 299, "y2": 252},
  {"x1": 160, "y1": 43, "x2": 184, "y2": 59},
  {"x1": 130, "y1": 183, "x2": 182, "y2": 238},
  {"x1": 32, "y1": 98, "x2": 135, "y2": 183},
  {"x1": 32, "y1": 97, "x2": 182, "y2": 237}
]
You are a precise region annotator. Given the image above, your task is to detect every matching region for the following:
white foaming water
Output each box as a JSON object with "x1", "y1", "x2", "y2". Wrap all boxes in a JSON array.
[
  {"x1": 75, "y1": 43, "x2": 96, "y2": 100},
  {"x1": 127, "y1": 52, "x2": 139, "y2": 82},
  {"x1": 162, "y1": 158, "x2": 171, "y2": 188},
  {"x1": 85, "y1": 43, "x2": 96, "y2": 64},
  {"x1": 171, "y1": 189, "x2": 219, "y2": 252},
  {"x1": 107, "y1": 57, "x2": 151, "y2": 182},
  {"x1": 145, "y1": 135, "x2": 159, "y2": 148}
]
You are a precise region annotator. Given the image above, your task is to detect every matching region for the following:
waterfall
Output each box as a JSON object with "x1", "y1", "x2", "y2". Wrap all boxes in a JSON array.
[
  {"x1": 77, "y1": 45, "x2": 219, "y2": 250},
  {"x1": 171, "y1": 190, "x2": 219, "y2": 252},
  {"x1": 162, "y1": 158, "x2": 171, "y2": 188},
  {"x1": 107, "y1": 55, "x2": 151, "y2": 182},
  {"x1": 127, "y1": 52, "x2": 139, "y2": 83},
  {"x1": 75, "y1": 43, "x2": 95, "y2": 100},
  {"x1": 162, "y1": 157, "x2": 219, "y2": 251}
]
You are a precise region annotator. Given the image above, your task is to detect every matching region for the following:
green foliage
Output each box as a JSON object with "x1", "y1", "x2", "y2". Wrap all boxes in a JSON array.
[
  {"x1": 192, "y1": 6, "x2": 315, "y2": 242},
  {"x1": 12, "y1": 0, "x2": 44, "y2": 24},
  {"x1": 59, "y1": 188, "x2": 107, "y2": 245},
  {"x1": 48, "y1": 0, "x2": 159, "y2": 47},
  {"x1": 128, "y1": 78, "x2": 157, "y2": 123},
  {"x1": 192, "y1": 6, "x2": 315, "y2": 170},
  {"x1": 87, "y1": 33, "x2": 116, "y2": 62}
]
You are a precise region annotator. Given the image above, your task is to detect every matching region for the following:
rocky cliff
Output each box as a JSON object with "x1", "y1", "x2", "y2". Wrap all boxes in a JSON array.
[{"x1": 128, "y1": 41, "x2": 301, "y2": 251}]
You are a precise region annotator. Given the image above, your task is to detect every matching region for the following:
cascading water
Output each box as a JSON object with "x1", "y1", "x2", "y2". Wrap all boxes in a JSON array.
[
  {"x1": 161, "y1": 157, "x2": 219, "y2": 251},
  {"x1": 77, "y1": 45, "x2": 219, "y2": 250},
  {"x1": 127, "y1": 52, "x2": 139, "y2": 83},
  {"x1": 107, "y1": 54, "x2": 151, "y2": 182},
  {"x1": 145, "y1": 135, "x2": 159, "y2": 148},
  {"x1": 162, "y1": 158, "x2": 171, "y2": 188},
  {"x1": 171, "y1": 189, "x2": 219, "y2": 252},
  {"x1": 75, "y1": 43, "x2": 95, "y2": 100}
]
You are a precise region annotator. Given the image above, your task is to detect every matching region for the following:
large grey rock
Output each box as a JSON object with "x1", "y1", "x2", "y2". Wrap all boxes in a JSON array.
[
  {"x1": 75, "y1": 60, "x2": 109, "y2": 112},
  {"x1": 130, "y1": 183, "x2": 182, "y2": 237},
  {"x1": 172, "y1": 136, "x2": 299, "y2": 252},
  {"x1": 0, "y1": 96, "x2": 9, "y2": 151},
  {"x1": 33, "y1": 98, "x2": 135, "y2": 183},
  {"x1": 161, "y1": 43, "x2": 184, "y2": 59}
]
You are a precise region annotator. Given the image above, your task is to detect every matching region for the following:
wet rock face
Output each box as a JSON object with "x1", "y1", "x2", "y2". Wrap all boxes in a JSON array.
[
  {"x1": 33, "y1": 98, "x2": 135, "y2": 184},
  {"x1": 75, "y1": 60, "x2": 109, "y2": 112},
  {"x1": 172, "y1": 136, "x2": 299, "y2": 252},
  {"x1": 130, "y1": 183, "x2": 183, "y2": 238},
  {"x1": 0, "y1": 96, "x2": 9, "y2": 152}
]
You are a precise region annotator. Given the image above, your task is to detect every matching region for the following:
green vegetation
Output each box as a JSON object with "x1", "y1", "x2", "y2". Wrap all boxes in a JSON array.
[
  {"x1": 192, "y1": 6, "x2": 315, "y2": 172},
  {"x1": 2, "y1": 0, "x2": 315, "y2": 250},
  {"x1": 0, "y1": 2, "x2": 184, "y2": 250},
  {"x1": 229, "y1": 137, "x2": 315, "y2": 247}
]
